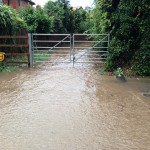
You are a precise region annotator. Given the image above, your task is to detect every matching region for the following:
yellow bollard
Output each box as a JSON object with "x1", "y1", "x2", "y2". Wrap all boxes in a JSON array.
[{"x1": 0, "y1": 52, "x2": 5, "y2": 62}]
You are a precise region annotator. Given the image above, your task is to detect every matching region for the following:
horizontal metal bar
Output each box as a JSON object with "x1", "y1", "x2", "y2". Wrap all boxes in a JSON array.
[
  {"x1": 74, "y1": 51, "x2": 108, "y2": 53},
  {"x1": 34, "y1": 54, "x2": 50, "y2": 55},
  {"x1": 74, "y1": 47, "x2": 109, "y2": 48},
  {"x1": 34, "y1": 54, "x2": 69, "y2": 56},
  {"x1": 45, "y1": 56, "x2": 69, "y2": 58},
  {"x1": 74, "y1": 41, "x2": 109, "y2": 43},
  {"x1": 80, "y1": 54, "x2": 108, "y2": 56},
  {"x1": 35, "y1": 60, "x2": 71, "y2": 63},
  {"x1": 32, "y1": 34, "x2": 70, "y2": 36},
  {"x1": 49, "y1": 35, "x2": 70, "y2": 51},
  {"x1": 34, "y1": 50, "x2": 69, "y2": 54},
  {"x1": 33, "y1": 40, "x2": 70, "y2": 43},
  {"x1": 75, "y1": 55, "x2": 106, "y2": 60},
  {"x1": 73, "y1": 34, "x2": 109, "y2": 36},
  {"x1": 33, "y1": 49, "x2": 70, "y2": 51},
  {"x1": 34, "y1": 52, "x2": 69, "y2": 55},
  {"x1": 81, "y1": 54, "x2": 101, "y2": 56},
  {"x1": 33, "y1": 50, "x2": 49, "y2": 52},
  {"x1": 88, "y1": 58, "x2": 107, "y2": 60},
  {"x1": 33, "y1": 47, "x2": 70, "y2": 49},
  {"x1": 73, "y1": 61, "x2": 104, "y2": 63}
]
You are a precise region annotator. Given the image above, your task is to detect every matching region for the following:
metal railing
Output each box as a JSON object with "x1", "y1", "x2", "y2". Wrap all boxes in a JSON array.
[
  {"x1": 31, "y1": 34, "x2": 72, "y2": 63},
  {"x1": 73, "y1": 34, "x2": 110, "y2": 65},
  {"x1": 29, "y1": 33, "x2": 110, "y2": 65}
]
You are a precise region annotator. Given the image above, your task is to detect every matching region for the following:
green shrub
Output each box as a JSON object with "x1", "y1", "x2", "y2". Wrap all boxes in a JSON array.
[
  {"x1": 89, "y1": 0, "x2": 150, "y2": 76},
  {"x1": 114, "y1": 67, "x2": 125, "y2": 78},
  {"x1": 19, "y1": 5, "x2": 54, "y2": 33},
  {"x1": 0, "y1": 4, "x2": 27, "y2": 35}
]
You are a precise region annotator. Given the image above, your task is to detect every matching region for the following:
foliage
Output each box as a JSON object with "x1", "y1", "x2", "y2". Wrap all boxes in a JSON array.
[
  {"x1": 44, "y1": 0, "x2": 89, "y2": 33},
  {"x1": 74, "y1": 8, "x2": 88, "y2": 33},
  {"x1": 57, "y1": 0, "x2": 72, "y2": 33},
  {"x1": 19, "y1": 5, "x2": 54, "y2": 33},
  {"x1": 132, "y1": 0, "x2": 150, "y2": 76},
  {"x1": 114, "y1": 67, "x2": 125, "y2": 78},
  {"x1": 89, "y1": 0, "x2": 150, "y2": 76},
  {"x1": 88, "y1": 0, "x2": 111, "y2": 33},
  {"x1": 0, "y1": 62, "x2": 5, "y2": 72},
  {"x1": 0, "y1": 4, "x2": 27, "y2": 35},
  {"x1": 0, "y1": 62, "x2": 16, "y2": 72},
  {"x1": 34, "y1": 52, "x2": 49, "y2": 61},
  {"x1": 44, "y1": 0, "x2": 65, "y2": 33},
  {"x1": 0, "y1": 1, "x2": 89, "y2": 35}
]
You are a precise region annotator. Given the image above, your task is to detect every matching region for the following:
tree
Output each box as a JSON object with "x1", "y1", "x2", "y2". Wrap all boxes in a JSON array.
[
  {"x1": 56, "y1": 0, "x2": 72, "y2": 33},
  {"x1": 19, "y1": 5, "x2": 54, "y2": 33},
  {"x1": 132, "y1": 0, "x2": 150, "y2": 75},
  {"x1": 0, "y1": 4, "x2": 26, "y2": 35},
  {"x1": 44, "y1": 0, "x2": 89, "y2": 34},
  {"x1": 44, "y1": 0, "x2": 65, "y2": 33},
  {"x1": 89, "y1": 0, "x2": 112, "y2": 33},
  {"x1": 89, "y1": 0, "x2": 150, "y2": 76},
  {"x1": 74, "y1": 7, "x2": 88, "y2": 33}
]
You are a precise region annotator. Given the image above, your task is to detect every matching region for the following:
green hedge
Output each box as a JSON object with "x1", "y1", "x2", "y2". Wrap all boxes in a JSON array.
[
  {"x1": 89, "y1": 0, "x2": 150, "y2": 76},
  {"x1": 0, "y1": 4, "x2": 27, "y2": 35}
]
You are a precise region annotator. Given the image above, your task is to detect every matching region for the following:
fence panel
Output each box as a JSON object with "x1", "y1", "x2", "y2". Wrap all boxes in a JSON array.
[
  {"x1": 0, "y1": 34, "x2": 31, "y2": 67},
  {"x1": 32, "y1": 34, "x2": 71, "y2": 63},
  {"x1": 73, "y1": 34, "x2": 110, "y2": 65}
]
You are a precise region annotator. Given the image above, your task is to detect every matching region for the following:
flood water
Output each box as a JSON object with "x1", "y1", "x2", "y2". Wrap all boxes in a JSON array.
[{"x1": 0, "y1": 62, "x2": 150, "y2": 150}]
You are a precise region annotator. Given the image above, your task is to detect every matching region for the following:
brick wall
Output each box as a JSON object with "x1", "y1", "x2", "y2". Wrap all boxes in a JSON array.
[
  {"x1": 2, "y1": 0, "x2": 34, "y2": 10},
  {"x1": 20, "y1": 0, "x2": 28, "y2": 9},
  {"x1": 2, "y1": 0, "x2": 8, "y2": 5}
]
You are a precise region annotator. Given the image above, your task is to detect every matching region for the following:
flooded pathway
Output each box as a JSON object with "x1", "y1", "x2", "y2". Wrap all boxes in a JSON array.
[{"x1": 0, "y1": 62, "x2": 150, "y2": 150}]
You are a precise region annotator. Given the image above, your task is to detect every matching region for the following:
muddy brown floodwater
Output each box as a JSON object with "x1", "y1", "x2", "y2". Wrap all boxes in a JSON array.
[{"x1": 0, "y1": 62, "x2": 150, "y2": 150}]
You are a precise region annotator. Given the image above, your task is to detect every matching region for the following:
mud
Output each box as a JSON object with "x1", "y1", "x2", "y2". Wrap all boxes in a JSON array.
[{"x1": 0, "y1": 62, "x2": 150, "y2": 150}]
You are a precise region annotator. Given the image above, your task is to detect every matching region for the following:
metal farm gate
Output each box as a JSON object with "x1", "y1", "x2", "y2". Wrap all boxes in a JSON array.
[
  {"x1": 73, "y1": 34, "x2": 110, "y2": 65},
  {"x1": 29, "y1": 33, "x2": 109, "y2": 66},
  {"x1": 31, "y1": 34, "x2": 72, "y2": 63}
]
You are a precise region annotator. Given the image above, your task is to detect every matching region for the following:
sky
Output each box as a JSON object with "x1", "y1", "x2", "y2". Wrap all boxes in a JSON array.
[{"x1": 33, "y1": 0, "x2": 94, "y2": 8}]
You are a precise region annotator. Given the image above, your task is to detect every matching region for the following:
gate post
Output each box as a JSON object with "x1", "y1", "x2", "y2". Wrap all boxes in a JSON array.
[
  {"x1": 70, "y1": 34, "x2": 72, "y2": 62},
  {"x1": 28, "y1": 33, "x2": 33, "y2": 67},
  {"x1": 108, "y1": 34, "x2": 110, "y2": 53},
  {"x1": 73, "y1": 34, "x2": 75, "y2": 67},
  {"x1": 70, "y1": 33, "x2": 73, "y2": 62}
]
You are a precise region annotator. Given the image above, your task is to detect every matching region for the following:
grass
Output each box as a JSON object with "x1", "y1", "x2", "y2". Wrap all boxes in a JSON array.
[
  {"x1": 0, "y1": 55, "x2": 30, "y2": 72},
  {"x1": 33, "y1": 52, "x2": 49, "y2": 61},
  {"x1": 0, "y1": 52, "x2": 50, "y2": 72},
  {"x1": 0, "y1": 62, "x2": 17, "y2": 72}
]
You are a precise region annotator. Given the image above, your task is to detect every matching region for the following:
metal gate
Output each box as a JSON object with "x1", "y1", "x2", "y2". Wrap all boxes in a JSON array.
[
  {"x1": 29, "y1": 33, "x2": 110, "y2": 65},
  {"x1": 31, "y1": 34, "x2": 71, "y2": 63},
  {"x1": 73, "y1": 34, "x2": 110, "y2": 64}
]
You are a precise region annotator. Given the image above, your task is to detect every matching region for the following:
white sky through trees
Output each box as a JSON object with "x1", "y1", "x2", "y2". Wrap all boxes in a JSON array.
[{"x1": 33, "y1": 0, "x2": 94, "y2": 8}]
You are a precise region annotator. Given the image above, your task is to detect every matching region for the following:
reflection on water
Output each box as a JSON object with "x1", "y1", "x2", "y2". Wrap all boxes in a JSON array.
[{"x1": 0, "y1": 62, "x2": 150, "y2": 150}]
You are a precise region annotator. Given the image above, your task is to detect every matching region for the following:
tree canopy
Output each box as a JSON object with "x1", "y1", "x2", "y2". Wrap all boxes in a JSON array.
[
  {"x1": 19, "y1": 5, "x2": 54, "y2": 33},
  {"x1": 0, "y1": 4, "x2": 26, "y2": 35},
  {"x1": 18, "y1": 0, "x2": 89, "y2": 34}
]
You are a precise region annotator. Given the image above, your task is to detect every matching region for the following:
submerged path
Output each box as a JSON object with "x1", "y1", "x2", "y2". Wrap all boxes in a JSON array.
[{"x1": 0, "y1": 62, "x2": 150, "y2": 150}]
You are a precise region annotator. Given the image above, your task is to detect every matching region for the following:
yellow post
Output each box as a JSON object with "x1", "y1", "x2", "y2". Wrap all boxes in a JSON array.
[{"x1": 0, "y1": 52, "x2": 5, "y2": 62}]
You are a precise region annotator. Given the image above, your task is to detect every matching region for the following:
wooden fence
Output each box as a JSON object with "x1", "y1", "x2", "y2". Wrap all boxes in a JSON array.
[{"x1": 0, "y1": 34, "x2": 31, "y2": 67}]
